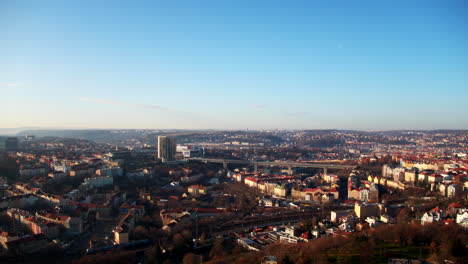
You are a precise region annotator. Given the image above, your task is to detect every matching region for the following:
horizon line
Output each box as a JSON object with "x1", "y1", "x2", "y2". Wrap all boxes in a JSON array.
[{"x1": 1, "y1": 126, "x2": 468, "y2": 133}]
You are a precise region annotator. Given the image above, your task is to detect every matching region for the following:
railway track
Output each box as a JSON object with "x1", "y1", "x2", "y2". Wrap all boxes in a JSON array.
[{"x1": 198, "y1": 209, "x2": 335, "y2": 235}]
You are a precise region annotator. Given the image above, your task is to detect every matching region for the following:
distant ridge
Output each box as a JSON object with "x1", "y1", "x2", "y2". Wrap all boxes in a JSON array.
[{"x1": 0, "y1": 127, "x2": 43, "y2": 135}]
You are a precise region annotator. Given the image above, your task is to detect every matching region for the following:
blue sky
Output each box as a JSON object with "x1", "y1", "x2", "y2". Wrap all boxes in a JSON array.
[{"x1": 1, "y1": 0, "x2": 467, "y2": 130}]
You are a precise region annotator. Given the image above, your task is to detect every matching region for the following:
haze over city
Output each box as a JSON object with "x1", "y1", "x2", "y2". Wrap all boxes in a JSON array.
[
  {"x1": 1, "y1": 2, "x2": 468, "y2": 264},
  {"x1": 2, "y1": 0, "x2": 467, "y2": 130}
]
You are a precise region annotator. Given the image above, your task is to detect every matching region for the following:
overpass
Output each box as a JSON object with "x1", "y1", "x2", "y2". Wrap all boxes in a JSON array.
[{"x1": 187, "y1": 158, "x2": 355, "y2": 175}]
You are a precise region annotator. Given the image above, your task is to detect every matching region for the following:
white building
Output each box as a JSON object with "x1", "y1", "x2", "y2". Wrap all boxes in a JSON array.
[
  {"x1": 331, "y1": 210, "x2": 354, "y2": 223},
  {"x1": 53, "y1": 163, "x2": 71, "y2": 174},
  {"x1": 447, "y1": 184, "x2": 461, "y2": 198},
  {"x1": 365, "y1": 217, "x2": 379, "y2": 228},
  {"x1": 82, "y1": 176, "x2": 113, "y2": 188},
  {"x1": 421, "y1": 211, "x2": 443, "y2": 225},
  {"x1": 176, "y1": 145, "x2": 202, "y2": 158},
  {"x1": 456, "y1": 210, "x2": 468, "y2": 229}
]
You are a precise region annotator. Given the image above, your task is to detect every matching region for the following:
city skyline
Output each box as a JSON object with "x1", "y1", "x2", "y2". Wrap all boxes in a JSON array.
[
  {"x1": 1, "y1": 2, "x2": 468, "y2": 263},
  {"x1": 2, "y1": 0, "x2": 467, "y2": 130}
]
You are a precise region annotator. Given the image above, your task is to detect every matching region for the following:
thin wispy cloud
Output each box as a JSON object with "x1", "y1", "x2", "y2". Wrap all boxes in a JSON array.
[
  {"x1": 78, "y1": 97, "x2": 169, "y2": 111},
  {"x1": 6, "y1": 83, "x2": 19, "y2": 87},
  {"x1": 251, "y1": 104, "x2": 269, "y2": 109},
  {"x1": 285, "y1": 111, "x2": 311, "y2": 117}
]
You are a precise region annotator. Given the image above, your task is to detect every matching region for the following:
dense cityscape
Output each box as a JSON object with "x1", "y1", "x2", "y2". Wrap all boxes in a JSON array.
[
  {"x1": 0, "y1": 129, "x2": 466, "y2": 263},
  {"x1": 3, "y1": 1, "x2": 467, "y2": 263}
]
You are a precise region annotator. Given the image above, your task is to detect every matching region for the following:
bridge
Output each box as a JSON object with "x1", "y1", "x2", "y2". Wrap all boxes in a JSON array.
[{"x1": 188, "y1": 158, "x2": 355, "y2": 175}]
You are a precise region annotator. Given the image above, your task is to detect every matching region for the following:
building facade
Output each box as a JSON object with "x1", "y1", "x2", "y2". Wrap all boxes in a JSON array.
[
  {"x1": 158, "y1": 136, "x2": 176, "y2": 161},
  {"x1": 0, "y1": 137, "x2": 18, "y2": 152}
]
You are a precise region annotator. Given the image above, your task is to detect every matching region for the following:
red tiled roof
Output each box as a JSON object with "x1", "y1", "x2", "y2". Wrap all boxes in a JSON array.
[
  {"x1": 188, "y1": 185, "x2": 205, "y2": 189},
  {"x1": 37, "y1": 212, "x2": 70, "y2": 222},
  {"x1": 245, "y1": 177, "x2": 259, "y2": 183},
  {"x1": 449, "y1": 202, "x2": 463, "y2": 208},
  {"x1": 443, "y1": 219, "x2": 455, "y2": 224}
]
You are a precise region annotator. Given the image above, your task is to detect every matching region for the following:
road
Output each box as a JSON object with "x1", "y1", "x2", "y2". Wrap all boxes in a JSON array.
[{"x1": 188, "y1": 158, "x2": 355, "y2": 170}]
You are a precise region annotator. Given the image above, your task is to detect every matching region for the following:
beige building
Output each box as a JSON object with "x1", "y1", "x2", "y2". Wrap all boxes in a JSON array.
[
  {"x1": 418, "y1": 172, "x2": 429, "y2": 183},
  {"x1": 385, "y1": 179, "x2": 405, "y2": 190},
  {"x1": 113, "y1": 208, "x2": 137, "y2": 244},
  {"x1": 187, "y1": 185, "x2": 206, "y2": 195},
  {"x1": 259, "y1": 183, "x2": 287, "y2": 198},
  {"x1": 404, "y1": 170, "x2": 417, "y2": 183},
  {"x1": 331, "y1": 210, "x2": 354, "y2": 223},
  {"x1": 0, "y1": 232, "x2": 19, "y2": 249},
  {"x1": 292, "y1": 187, "x2": 338, "y2": 201},
  {"x1": 244, "y1": 177, "x2": 259, "y2": 188},
  {"x1": 355, "y1": 203, "x2": 379, "y2": 219},
  {"x1": 348, "y1": 189, "x2": 360, "y2": 200},
  {"x1": 401, "y1": 160, "x2": 439, "y2": 171},
  {"x1": 428, "y1": 174, "x2": 443, "y2": 183}
]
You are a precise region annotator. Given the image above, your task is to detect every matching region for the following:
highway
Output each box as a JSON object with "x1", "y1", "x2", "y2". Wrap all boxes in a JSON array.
[{"x1": 188, "y1": 157, "x2": 355, "y2": 170}]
